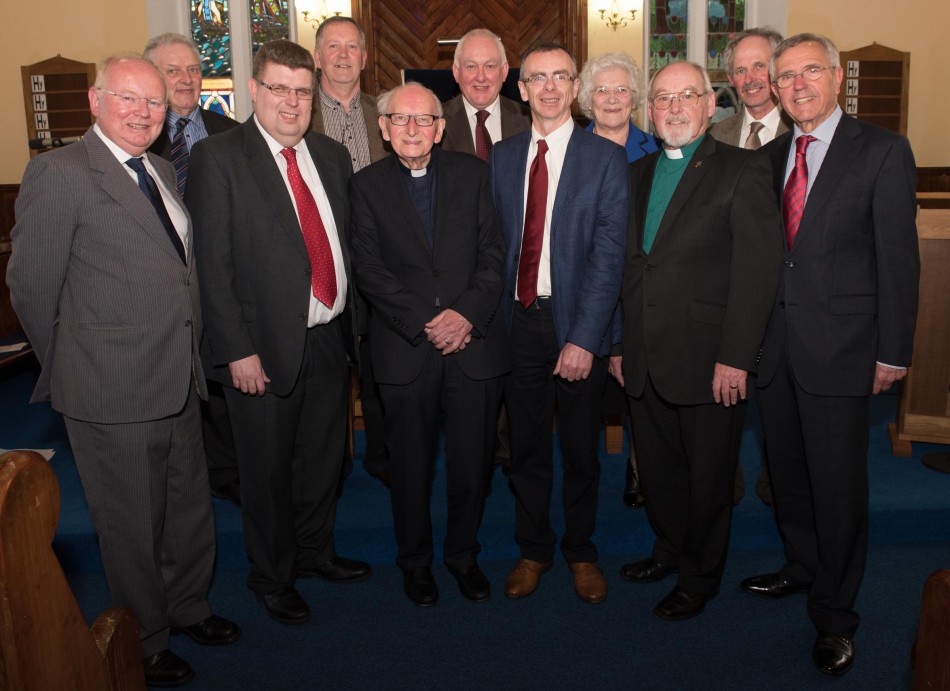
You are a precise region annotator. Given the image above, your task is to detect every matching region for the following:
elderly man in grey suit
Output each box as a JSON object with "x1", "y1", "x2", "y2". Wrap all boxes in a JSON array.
[
  {"x1": 144, "y1": 32, "x2": 243, "y2": 508},
  {"x1": 8, "y1": 55, "x2": 239, "y2": 688},
  {"x1": 710, "y1": 27, "x2": 790, "y2": 150},
  {"x1": 188, "y1": 39, "x2": 370, "y2": 627},
  {"x1": 441, "y1": 28, "x2": 530, "y2": 163}
]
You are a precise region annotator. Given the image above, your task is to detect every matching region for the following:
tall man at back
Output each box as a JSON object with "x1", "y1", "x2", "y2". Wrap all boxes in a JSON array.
[
  {"x1": 188, "y1": 39, "x2": 370, "y2": 627},
  {"x1": 442, "y1": 28, "x2": 530, "y2": 162},
  {"x1": 741, "y1": 33, "x2": 919, "y2": 676},
  {"x1": 490, "y1": 42, "x2": 628, "y2": 605},
  {"x1": 144, "y1": 32, "x2": 242, "y2": 506}
]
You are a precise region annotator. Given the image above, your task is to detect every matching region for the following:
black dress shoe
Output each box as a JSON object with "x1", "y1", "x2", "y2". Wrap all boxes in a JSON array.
[
  {"x1": 813, "y1": 631, "x2": 854, "y2": 676},
  {"x1": 256, "y1": 586, "x2": 311, "y2": 625},
  {"x1": 298, "y1": 556, "x2": 372, "y2": 583},
  {"x1": 171, "y1": 614, "x2": 241, "y2": 646},
  {"x1": 623, "y1": 461, "x2": 645, "y2": 508},
  {"x1": 620, "y1": 557, "x2": 678, "y2": 583},
  {"x1": 449, "y1": 564, "x2": 491, "y2": 602},
  {"x1": 653, "y1": 586, "x2": 715, "y2": 621},
  {"x1": 404, "y1": 567, "x2": 438, "y2": 607},
  {"x1": 142, "y1": 649, "x2": 195, "y2": 688},
  {"x1": 740, "y1": 572, "x2": 811, "y2": 598}
]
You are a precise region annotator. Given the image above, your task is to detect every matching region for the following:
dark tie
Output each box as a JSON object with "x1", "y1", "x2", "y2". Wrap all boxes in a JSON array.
[
  {"x1": 517, "y1": 139, "x2": 549, "y2": 308},
  {"x1": 744, "y1": 120, "x2": 765, "y2": 150},
  {"x1": 782, "y1": 135, "x2": 816, "y2": 250},
  {"x1": 280, "y1": 147, "x2": 337, "y2": 308},
  {"x1": 475, "y1": 110, "x2": 493, "y2": 163},
  {"x1": 125, "y1": 156, "x2": 186, "y2": 263},
  {"x1": 170, "y1": 117, "x2": 190, "y2": 195}
]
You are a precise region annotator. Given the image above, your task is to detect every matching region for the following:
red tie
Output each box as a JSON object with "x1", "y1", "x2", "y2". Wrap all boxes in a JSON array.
[
  {"x1": 280, "y1": 147, "x2": 337, "y2": 307},
  {"x1": 517, "y1": 139, "x2": 548, "y2": 308},
  {"x1": 782, "y1": 135, "x2": 816, "y2": 250},
  {"x1": 475, "y1": 110, "x2": 492, "y2": 163}
]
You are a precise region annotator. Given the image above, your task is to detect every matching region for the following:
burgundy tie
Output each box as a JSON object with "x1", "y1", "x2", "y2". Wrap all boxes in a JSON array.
[
  {"x1": 782, "y1": 135, "x2": 816, "y2": 250},
  {"x1": 517, "y1": 139, "x2": 548, "y2": 308},
  {"x1": 475, "y1": 110, "x2": 492, "y2": 163},
  {"x1": 280, "y1": 147, "x2": 337, "y2": 307}
]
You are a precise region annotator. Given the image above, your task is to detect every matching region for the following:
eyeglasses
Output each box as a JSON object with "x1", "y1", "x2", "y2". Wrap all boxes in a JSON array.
[
  {"x1": 650, "y1": 90, "x2": 707, "y2": 110},
  {"x1": 520, "y1": 73, "x2": 576, "y2": 86},
  {"x1": 593, "y1": 86, "x2": 632, "y2": 98},
  {"x1": 257, "y1": 80, "x2": 314, "y2": 99},
  {"x1": 773, "y1": 66, "x2": 836, "y2": 89},
  {"x1": 384, "y1": 113, "x2": 440, "y2": 127},
  {"x1": 96, "y1": 88, "x2": 167, "y2": 113}
]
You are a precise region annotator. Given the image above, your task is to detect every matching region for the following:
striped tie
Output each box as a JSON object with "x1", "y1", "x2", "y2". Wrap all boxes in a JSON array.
[
  {"x1": 782, "y1": 135, "x2": 815, "y2": 250},
  {"x1": 170, "y1": 118, "x2": 190, "y2": 196}
]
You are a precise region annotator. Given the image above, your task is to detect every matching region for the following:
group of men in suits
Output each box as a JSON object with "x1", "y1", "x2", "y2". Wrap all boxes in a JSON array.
[{"x1": 7, "y1": 21, "x2": 919, "y2": 683}]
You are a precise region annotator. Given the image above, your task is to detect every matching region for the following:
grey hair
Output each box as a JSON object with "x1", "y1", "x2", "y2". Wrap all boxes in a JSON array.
[
  {"x1": 377, "y1": 81, "x2": 444, "y2": 117},
  {"x1": 315, "y1": 16, "x2": 366, "y2": 52},
  {"x1": 722, "y1": 27, "x2": 783, "y2": 75},
  {"x1": 143, "y1": 32, "x2": 200, "y2": 64},
  {"x1": 453, "y1": 28, "x2": 507, "y2": 68},
  {"x1": 770, "y1": 33, "x2": 840, "y2": 81},
  {"x1": 94, "y1": 53, "x2": 163, "y2": 93},
  {"x1": 577, "y1": 52, "x2": 644, "y2": 114},
  {"x1": 647, "y1": 60, "x2": 713, "y2": 99}
]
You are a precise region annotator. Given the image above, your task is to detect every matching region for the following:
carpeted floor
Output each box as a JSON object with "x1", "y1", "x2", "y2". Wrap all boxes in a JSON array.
[{"x1": 2, "y1": 360, "x2": 948, "y2": 690}]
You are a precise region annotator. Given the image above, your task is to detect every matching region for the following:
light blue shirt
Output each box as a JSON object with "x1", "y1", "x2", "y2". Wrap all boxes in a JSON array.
[
  {"x1": 165, "y1": 107, "x2": 210, "y2": 153},
  {"x1": 783, "y1": 105, "x2": 843, "y2": 202}
]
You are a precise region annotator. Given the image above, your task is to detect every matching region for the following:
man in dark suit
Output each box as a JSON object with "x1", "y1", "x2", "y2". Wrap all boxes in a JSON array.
[
  {"x1": 144, "y1": 32, "x2": 242, "y2": 507},
  {"x1": 350, "y1": 83, "x2": 508, "y2": 606},
  {"x1": 490, "y1": 42, "x2": 628, "y2": 604},
  {"x1": 710, "y1": 28, "x2": 791, "y2": 151},
  {"x1": 310, "y1": 15, "x2": 390, "y2": 487},
  {"x1": 741, "y1": 33, "x2": 919, "y2": 676},
  {"x1": 442, "y1": 28, "x2": 530, "y2": 162},
  {"x1": 614, "y1": 60, "x2": 781, "y2": 622},
  {"x1": 8, "y1": 55, "x2": 239, "y2": 687},
  {"x1": 187, "y1": 39, "x2": 370, "y2": 627}
]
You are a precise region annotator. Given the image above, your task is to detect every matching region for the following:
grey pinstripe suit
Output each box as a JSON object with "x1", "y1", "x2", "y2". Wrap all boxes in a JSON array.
[{"x1": 7, "y1": 126, "x2": 216, "y2": 657}]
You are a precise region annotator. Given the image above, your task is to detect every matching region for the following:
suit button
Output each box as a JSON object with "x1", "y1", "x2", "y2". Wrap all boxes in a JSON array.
[
  {"x1": 645, "y1": 264, "x2": 654, "y2": 271},
  {"x1": 433, "y1": 270, "x2": 441, "y2": 277},
  {"x1": 185, "y1": 320, "x2": 192, "y2": 327},
  {"x1": 785, "y1": 260, "x2": 795, "y2": 268},
  {"x1": 299, "y1": 314, "x2": 306, "y2": 320}
]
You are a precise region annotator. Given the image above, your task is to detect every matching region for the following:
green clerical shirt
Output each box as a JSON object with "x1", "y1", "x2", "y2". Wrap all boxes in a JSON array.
[{"x1": 642, "y1": 135, "x2": 704, "y2": 254}]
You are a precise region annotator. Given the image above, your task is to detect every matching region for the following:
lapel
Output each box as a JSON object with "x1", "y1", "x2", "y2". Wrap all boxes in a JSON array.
[
  {"x1": 380, "y1": 154, "x2": 432, "y2": 255},
  {"x1": 241, "y1": 120, "x2": 309, "y2": 263},
  {"x1": 651, "y1": 134, "x2": 716, "y2": 252},
  {"x1": 633, "y1": 154, "x2": 659, "y2": 255},
  {"x1": 500, "y1": 96, "x2": 529, "y2": 139},
  {"x1": 359, "y1": 91, "x2": 388, "y2": 163},
  {"x1": 628, "y1": 122, "x2": 658, "y2": 160},
  {"x1": 432, "y1": 149, "x2": 454, "y2": 259},
  {"x1": 551, "y1": 126, "x2": 585, "y2": 243},
  {"x1": 504, "y1": 132, "x2": 531, "y2": 248},
  {"x1": 86, "y1": 128, "x2": 186, "y2": 265}
]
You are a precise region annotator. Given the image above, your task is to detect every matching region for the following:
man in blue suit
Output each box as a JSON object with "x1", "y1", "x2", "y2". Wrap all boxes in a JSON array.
[{"x1": 490, "y1": 41, "x2": 628, "y2": 604}]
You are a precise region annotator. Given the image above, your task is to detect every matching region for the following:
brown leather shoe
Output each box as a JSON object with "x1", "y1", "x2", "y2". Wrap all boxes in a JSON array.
[
  {"x1": 505, "y1": 559, "x2": 552, "y2": 599},
  {"x1": 570, "y1": 562, "x2": 607, "y2": 604}
]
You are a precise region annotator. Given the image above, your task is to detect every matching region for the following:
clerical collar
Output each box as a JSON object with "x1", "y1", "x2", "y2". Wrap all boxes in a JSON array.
[
  {"x1": 662, "y1": 135, "x2": 703, "y2": 160},
  {"x1": 397, "y1": 151, "x2": 437, "y2": 178}
]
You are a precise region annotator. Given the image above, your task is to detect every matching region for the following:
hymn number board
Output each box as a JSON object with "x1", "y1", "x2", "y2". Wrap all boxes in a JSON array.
[
  {"x1": 21, "y1": 55, "x2": 96, "y2": 157},
  {"x1": 837, "y1": 42, "x2": 910, "y2": 136}
]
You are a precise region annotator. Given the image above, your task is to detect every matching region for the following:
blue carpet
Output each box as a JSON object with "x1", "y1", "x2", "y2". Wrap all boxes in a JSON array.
[{"x1": 2, "y1": 361, "x2": 948, "y2": 689}]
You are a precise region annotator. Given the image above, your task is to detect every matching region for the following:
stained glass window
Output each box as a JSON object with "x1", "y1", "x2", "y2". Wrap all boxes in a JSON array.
[
  {"x1": 706, "y1": 0, "x2": 745, "y2": 78},
  {"x1": 250, "y1": 0, "x2": 291, "y2": 54},
  {"x1": 649, "y1": 0, "x2": 689, "y2": 73}
]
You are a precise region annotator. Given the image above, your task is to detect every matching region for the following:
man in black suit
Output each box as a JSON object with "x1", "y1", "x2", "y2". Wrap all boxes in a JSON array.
[
  {"x1": 741, "y1": 33, "x2": 919, "y2": 676},
  {"x1": 441, "y1": 28, "x2": 530, "y2": 162},
  {"x1": 144, "y1": 32, "x2": 242, "y2": 507},
  {"x1": 614, "y1": 60, "x2": 781, "y2": 621},
  {"x1": 188, "y1": 39, "x2": 371, "y2": 626},
  {"x1": 350, "y1": 83, "x2": 508, "y2": 606}
]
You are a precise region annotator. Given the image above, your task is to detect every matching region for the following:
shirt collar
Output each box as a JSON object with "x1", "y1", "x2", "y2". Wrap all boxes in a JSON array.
[
  {"x1": 531, "y1": 116, "x2": 574, "y2": 148},
  {"x1": 253, "y1": 114, "x2": 305, "y2": 158},
  {"x1": 792, "y1": 104, "x2": 842, "y2": 145},
  {"x1": 461, "y1": 95, "x2": 501, "y2": 121},
  {"x1": 742, "y1": 104, "x2": 782, "y2": 131},
  {"x1": 662, "y1": 133, "x2": 704, "y2": 160},
  {"x1": 93, "y1": 122, "x2": 153, "y2": 165},
  {"x1": 319, "y1": 86, "x2": 362, "y2": 113},
  {"x1": 167, "y1": 106, "x2": 201, "y2": 128}
]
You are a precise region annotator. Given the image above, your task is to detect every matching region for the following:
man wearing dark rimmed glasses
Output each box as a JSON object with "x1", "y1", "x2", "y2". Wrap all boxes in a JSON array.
[
  {"x1": 614, "y1": 60, "x2": 781, "y2": 622},
  {"x1": 741, "y1": 33, "x2": 919, "y2": 676},
  {"x1": 9, "y1": 54, "x2": 240, "y2": 687},
  {"x1": 350, "y1": 82, "x2": 507, "y2": 607},
  {"x1": 187, "y1": 39, "x2": 370, "y2": 628}
]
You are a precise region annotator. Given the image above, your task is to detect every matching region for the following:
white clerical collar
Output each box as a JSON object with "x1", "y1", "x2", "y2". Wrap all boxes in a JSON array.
[{"x1": 663, "y1": 147, "x2": 684, "y2": 159}]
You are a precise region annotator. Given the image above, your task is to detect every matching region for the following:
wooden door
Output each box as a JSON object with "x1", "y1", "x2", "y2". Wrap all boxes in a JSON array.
[{"x1": 353, "y1": 0, "x2": 587, "y2": 95}]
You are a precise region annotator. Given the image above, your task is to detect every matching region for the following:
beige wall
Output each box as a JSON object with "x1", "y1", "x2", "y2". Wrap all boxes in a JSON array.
[{"x1": 1, "y1": 0, "x2": 946, "y2": 182}]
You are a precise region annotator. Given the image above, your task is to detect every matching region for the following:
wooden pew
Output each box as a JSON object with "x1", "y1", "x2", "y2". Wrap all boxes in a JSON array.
[
  {"x1": 0, "y1": 450, "x2": 145, "y2": 690},
  {"x1": 914, "y1": 569, "x2": 950, "y2": 690}
]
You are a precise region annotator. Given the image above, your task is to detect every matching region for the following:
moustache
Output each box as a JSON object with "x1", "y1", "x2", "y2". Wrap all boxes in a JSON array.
[
  {"x1": 664, "y1": 116, "x2": 690, "y2": 126},
  {"x1": 742, "y1": 82, "x2": 767, "y2": 93}
]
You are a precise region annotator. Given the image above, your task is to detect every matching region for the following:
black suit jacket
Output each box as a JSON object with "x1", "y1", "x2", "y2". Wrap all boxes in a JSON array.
[
  {"x1": 440, "y1": 95, "x2": 530, "y2": 155},
  {"x1": 349, "y1": 148, "x2": 509, "y2": 386},
  {"x1": 621, "y1": 134, "x2": 782, "y2": 405},
  {"x1": 149, "y1": 108, "x2": 238, "y2": 160},
  {"x1": 186, "y1": 119, "x2": 357, "y2": 395},
  {"x1": 757, "y1": 114, "x2": 919, "y2": 396}
]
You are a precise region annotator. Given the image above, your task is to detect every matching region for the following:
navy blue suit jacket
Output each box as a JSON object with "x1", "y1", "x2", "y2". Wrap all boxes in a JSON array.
[{"x1": 490, "y1": 125, "x2": 628, "y2": 357}]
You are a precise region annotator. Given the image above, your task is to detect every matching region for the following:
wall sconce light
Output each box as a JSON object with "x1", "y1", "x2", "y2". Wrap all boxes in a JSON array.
[
  {"x1": 298, "y1": 0, "x2": 344, "y2": 28},
  {"x1": 595, "y1": 0, "x2": 638, "y2": 31}
]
